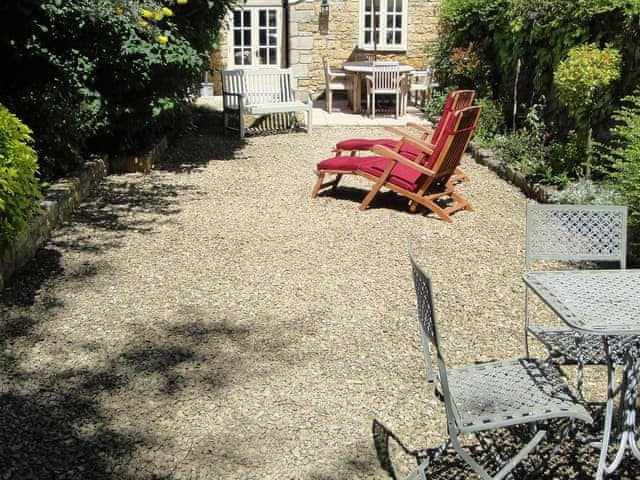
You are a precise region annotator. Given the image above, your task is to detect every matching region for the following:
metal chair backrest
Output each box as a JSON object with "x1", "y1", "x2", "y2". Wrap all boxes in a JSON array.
[
  {"x1": 525, "y1": 204, "x2": 628, "y2": 270},
  {"x1": 409, "y1": 247, "x2": 457, "y2": 421}
]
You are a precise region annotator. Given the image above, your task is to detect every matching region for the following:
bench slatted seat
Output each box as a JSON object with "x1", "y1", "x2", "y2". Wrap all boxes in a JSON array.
[{"x1": 221, "y1": 68, "x2": 313, "y2": 138}]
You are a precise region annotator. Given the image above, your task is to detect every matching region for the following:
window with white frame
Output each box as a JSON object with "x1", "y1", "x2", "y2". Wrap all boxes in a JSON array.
[
  {"x1": 360, "y1": 0, "x2": 408, "y2": 51},
  {"x1": 229, "y1": 5, "x2": 282, "y2": 67}
]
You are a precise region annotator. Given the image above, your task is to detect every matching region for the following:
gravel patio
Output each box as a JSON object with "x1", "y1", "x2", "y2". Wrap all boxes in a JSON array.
[{"x1": 1, "y1": 126, "x2": 638, "y2": 479}]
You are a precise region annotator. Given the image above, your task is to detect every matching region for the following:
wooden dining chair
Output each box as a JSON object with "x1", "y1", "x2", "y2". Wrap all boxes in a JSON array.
[
  {"x1": 322, "y1": 56, "x2": 353, "y2": 113},
  {"x1": 365, "y1": 62, "x2": 405, "y2": 118}
]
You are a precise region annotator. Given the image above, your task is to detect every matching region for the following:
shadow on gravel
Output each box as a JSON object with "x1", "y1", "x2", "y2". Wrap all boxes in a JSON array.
[
  {"x1": 315, "y1": 187, "x2": 449, "y2": 218},
  {"x1": 0, "y1": 313, "x2": 296, "y2": 479},
  {"x1": 372, "y1": 412, "x2": 640, "y2": 480},
  {"x1": 154, "y1": 129, "x2": 246, "y2": 174},
  {"x1": 1, "y1": 248, "x2": 64, "y2": 307},
  {"x1": 0, "y1": 392, "x2": 138, "y2": 480},
  {"x1": 60, "y1": 179, "x2": 195, "y2": 239}
]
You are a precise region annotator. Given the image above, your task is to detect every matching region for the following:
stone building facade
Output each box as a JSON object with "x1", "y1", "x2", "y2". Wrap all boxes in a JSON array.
[{"x1": 211, "y1": 0, "x2": 440, "y2": 98}]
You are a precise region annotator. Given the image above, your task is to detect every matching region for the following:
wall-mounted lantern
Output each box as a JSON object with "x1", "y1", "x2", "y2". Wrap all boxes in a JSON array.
[{"x1": 320, "y1": 0, "x2": 329, "y2": 17}]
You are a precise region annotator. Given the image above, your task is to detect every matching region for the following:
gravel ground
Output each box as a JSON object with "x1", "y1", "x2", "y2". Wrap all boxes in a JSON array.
[{"x1": 1, "y1": 126, "x2": 639, "y2": 479}]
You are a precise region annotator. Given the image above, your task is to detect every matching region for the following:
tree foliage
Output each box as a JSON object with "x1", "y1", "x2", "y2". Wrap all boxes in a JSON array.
[
  {"x1": 0, "y1": 0, "x2": 232, "y2": 179},
  {"x1": 604, "y1": 88, "x2": 640, "y2": 253}
]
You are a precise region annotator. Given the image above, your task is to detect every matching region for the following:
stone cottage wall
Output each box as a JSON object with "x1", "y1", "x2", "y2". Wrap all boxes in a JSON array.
[
  {"x1": 290, "y1": 0, "x2": 440, "y2": 96},
  {"x1": 211, "y1": 0, "x2": 441, "y2": 99}
]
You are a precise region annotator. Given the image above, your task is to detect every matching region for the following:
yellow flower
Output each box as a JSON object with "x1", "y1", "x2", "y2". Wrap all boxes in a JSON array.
[
  {"x1": 141, "y1": 8, "x2": 154, "y2": 19},
  {"x1": 177, "y1": 0, "x2": 188, "y2": 4},
  {"x1": 137, "y1": 18, "x2": 149, "y2": 27},
  {"x1": 114, "y1": 7, "x2": 123, "y2": 15},
  {"x1": 157, "y1": 35, "x2": 169, "y2": 44},
  {"x1": 162, "y1": 7, "x2": 174, "y2": 17},
  {"x1": 154, "y1": 11, "x2": 164, "y2": 21}
]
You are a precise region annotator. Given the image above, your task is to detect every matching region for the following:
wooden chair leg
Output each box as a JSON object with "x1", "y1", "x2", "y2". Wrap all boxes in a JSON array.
[
  {"x1": 312, "y1": 173, "x2": 343, "y2": 198},
  {"x1": 359, "y1": 178, "x2": 385, "y2": 211},
  {"x1": 311, "y1": 173, "x2": 325, "y2": 198},
  {"x1": 358, "y1": 162, "x2": 395, "y2": 211},
  {"x1": 423, "y1": 200, "x2": 453, "y2": 223}
]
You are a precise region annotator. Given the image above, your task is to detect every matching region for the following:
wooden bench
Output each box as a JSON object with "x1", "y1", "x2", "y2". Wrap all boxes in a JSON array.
[{"x1": 221, "y1": 68, "x2": 313, "y2": 138}]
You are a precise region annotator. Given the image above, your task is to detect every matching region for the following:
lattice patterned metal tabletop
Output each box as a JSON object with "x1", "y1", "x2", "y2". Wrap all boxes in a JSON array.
[
  {"x1": 524, "y1": 268, "x2": 640, "y2": 479},
  {"x1": 523, "y1": 270, "x2": 640, "y2": 336}
]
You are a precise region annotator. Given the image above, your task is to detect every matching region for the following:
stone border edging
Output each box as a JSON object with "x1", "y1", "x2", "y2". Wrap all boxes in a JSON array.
[
  {"x1": 468, "y1": 143, "x2": 557, "y2": 203},
  {"x1": 0, "y1": 157, "x2": 108, "y2": 290}
]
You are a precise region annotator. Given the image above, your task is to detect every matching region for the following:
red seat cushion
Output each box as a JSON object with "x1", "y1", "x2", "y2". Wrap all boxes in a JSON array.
[
  {"x1": 358, "y1": 157, "x2": 424, "y2": 192},
  {"x1": 336, "y1": 138, "x2": 430, "y2": 163},
  {"x1": 335, "y1": 138, "x2": 397, "y2": 151},
  {"x1": 316, "y1": 155, "x2": 379, "y2": 172},
  {"x1": 397, "y1": 143, "x2": 423, "y2": 161}
]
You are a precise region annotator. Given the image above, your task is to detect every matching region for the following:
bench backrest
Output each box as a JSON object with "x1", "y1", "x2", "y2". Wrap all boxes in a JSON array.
[{"x1": 222, "y1": 68, "x2": 297, "y2": 110}]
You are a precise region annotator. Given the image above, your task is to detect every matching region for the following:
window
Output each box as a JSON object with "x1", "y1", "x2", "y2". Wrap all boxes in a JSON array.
[
  {"x1": 360, "y1": 0, "x2": 407, "y2": 51},
  {"x1": 230, "y1": 6, "x2": 281, "y2": 67}
]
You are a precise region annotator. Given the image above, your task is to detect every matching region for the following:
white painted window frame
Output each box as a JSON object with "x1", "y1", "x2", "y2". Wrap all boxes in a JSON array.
[
  {"x1": 358, "y1": 0, "x2": 408, "y2": 52},
  {"x1": 227, "y1": 2, "x2": 283, "y2": 69}
]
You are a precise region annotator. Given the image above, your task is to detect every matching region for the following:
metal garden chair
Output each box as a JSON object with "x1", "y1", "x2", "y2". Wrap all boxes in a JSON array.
[
  {"x1": 407, "y1": 247, "x2": 592, "y2": 480},
  {"x1": 524, "y1": 204, "x2": 629, "y2": 398}
]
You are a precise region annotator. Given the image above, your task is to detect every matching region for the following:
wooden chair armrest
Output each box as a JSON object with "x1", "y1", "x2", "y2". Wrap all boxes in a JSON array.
[
  {"x1": 383, "y1": 125, "x2": 409, "y2": 137},
  {"x1": 400, "y1": 136, "x2": 435, "y2": 155},
  {"x1": 330, "y1": 71, "x2": 348, "y2": 79},
  {"x1": 371, "y1": 143, "x2": 436, "y2": 176},
  {"x1": 406, "y1": 122, "x2": 433, "y2": 134},
  {"x1": 293, "y1": 88, "x2": 313, "y2": 103},
  {"x1": 384, "y1": 123, "x2": 434, "y2": 140}
]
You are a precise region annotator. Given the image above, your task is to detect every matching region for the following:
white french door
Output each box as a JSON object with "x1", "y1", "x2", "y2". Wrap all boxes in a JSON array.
[{"x1": 229, "y1": 6, "x2": 282, "y2": 68}]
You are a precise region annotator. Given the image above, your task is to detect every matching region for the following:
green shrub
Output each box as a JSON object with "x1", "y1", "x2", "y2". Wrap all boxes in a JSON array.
[
  {"x1": 554, "y1": 43, "x2": 621, "y2": 177},
  {"x1": 550, "y1": 179, "x2": 622, "y2": 205},
  {"x1": 0, "y1": 104, "x2": 41, "y2": 246},
  {"x1": 602, "y1": 88, "x2": 640, "y2": 256},
  {"x1": 422, "y1": 89, "x2": 451, "y2": 120},
  {"x1": 492, "y1": 103, "x2": 571, "y2": 186},
  {"x1": 473, "y1": 97, "x2": 506, "y2": 146},
  {"x1": 545, "y1": 130, "x2": 585, "y2": 181},
  {"x1": 0, "y1": 0, "x2": 232, "y2": 179}
]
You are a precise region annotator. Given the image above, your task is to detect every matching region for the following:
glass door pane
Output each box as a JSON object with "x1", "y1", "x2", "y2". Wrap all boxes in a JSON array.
[
  {"x1": 232, "y1": 10, "x2": 252, "y2": 66},
  {"x1": 257, "y1": 9, "x2": 278, "y2": 65},
  {"x1": 230, "y1": 7, "x2": 280, "y2": 67}
]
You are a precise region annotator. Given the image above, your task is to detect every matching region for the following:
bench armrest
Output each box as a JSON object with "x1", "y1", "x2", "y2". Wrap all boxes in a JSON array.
[{"x1": 293, "y1": 88, "x2": 313, "y2": 104}]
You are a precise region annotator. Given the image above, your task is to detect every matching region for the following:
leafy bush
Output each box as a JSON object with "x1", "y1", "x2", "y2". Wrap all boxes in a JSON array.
[
  {"x1": 473, "y1": 97, "x2": 506, "y2": 146},
  {"x1": 550, "y1": 179, "x2": 622, "y2": 205},
  {"x1": 0, "y1": 0, "x2": 232, "y2": 179},
  {"x1": 554, "y1": 43, "x2": 621, "y2": 177},
  {"x1": 0, "y1": 104, "x2": 41, "y2": 246},
  {"x1": 422, "y1": 89, "x2": 450, "y2": 120},
  {"x1": 602, "y1": 88, "x2": 640, "y2": 256},
  {"x1": 492, "y1": 104, "x2": 572, "y2": 186},
  {"x1": 432, "y1": 0, "x2": 639, "y2": 145},
  {"x1": 493, "y1": 130, "x2": 546, "y2": 176},
  {"x1": 545, "y1": 130, "x2": 585, "y2": 181}
]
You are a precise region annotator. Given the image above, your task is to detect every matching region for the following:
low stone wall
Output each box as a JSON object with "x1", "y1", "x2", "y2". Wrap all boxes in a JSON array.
[
  {"x1": 468, "y1": 143, "x2": 556, "y2": 203},
  {"x1": 0, "y1": 157, "x2": 108, "y2": 290}
]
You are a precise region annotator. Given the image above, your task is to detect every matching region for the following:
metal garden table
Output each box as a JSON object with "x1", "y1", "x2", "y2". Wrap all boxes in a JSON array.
[{"x1": 522, "y1": 269, "x2": 640, "y2": 479}]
